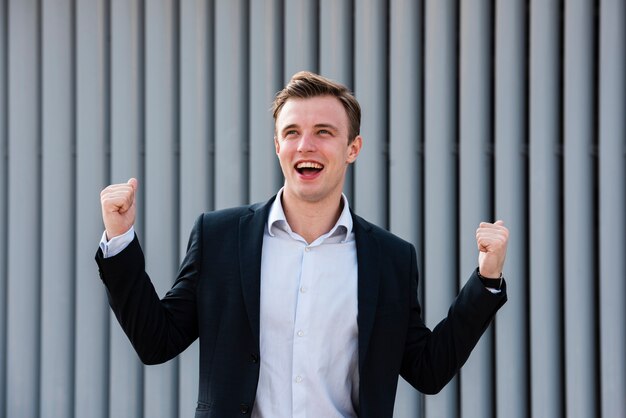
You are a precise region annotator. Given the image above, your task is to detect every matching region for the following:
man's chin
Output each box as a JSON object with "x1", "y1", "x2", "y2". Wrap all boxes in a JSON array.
[{"x1": 288, "y1": 189, "x2": 323, "y2": 203}]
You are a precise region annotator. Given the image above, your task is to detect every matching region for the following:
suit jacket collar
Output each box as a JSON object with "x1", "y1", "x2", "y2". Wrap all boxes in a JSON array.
[
  {"x1": 352, "y1": 213, "x2": 381, "y2": 371},
  {"x1": 238, "y1": 197, "x2": 276, "y2": 347},
  {"x1": 237, "y1": 196, "x2": 382, "y2": 368}
]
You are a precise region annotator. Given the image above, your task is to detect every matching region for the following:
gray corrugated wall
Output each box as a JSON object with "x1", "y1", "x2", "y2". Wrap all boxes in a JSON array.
[{"x1": 0, "y1": 1, "x2": 624, "y2": 417}]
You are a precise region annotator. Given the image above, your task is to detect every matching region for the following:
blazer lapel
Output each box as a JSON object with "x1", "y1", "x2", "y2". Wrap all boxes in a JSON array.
[
  {"x1": 353, "y1": 214, "x2": 381, "y2": 371},
  {"x1": 238, "y1": 197, "x2": 275, "y2": 347}
]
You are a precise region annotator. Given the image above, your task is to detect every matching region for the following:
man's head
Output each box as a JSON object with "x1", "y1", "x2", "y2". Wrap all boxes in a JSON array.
[
  {"x1": 272, "y1": 71, "x2": 361, "y2": 144},
  {"x1": 272, "y1": 72, "x2": 363, "y2": 206}
]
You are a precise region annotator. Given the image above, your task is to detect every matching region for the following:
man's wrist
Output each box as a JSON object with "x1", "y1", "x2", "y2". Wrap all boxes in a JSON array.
[
  {"x1": 100, "y1": 226, "x2": 135, "y2": 258},
  {"x1": 477, "y1": 268, "x2": 503, "y2": 290}
]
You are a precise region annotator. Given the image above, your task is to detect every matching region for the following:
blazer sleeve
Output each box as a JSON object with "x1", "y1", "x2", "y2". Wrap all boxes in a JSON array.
[
  {"x1": 400, "y1": 244, "x2": 507, "y2": 394},
  {"x1": 94, "y1": 214, "x2": 204, "y2": 365}
]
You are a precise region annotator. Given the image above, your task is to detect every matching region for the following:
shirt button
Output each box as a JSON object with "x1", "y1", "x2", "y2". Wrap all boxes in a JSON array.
[
  {"x1": 304, "y1": 246, "x2": 310, "y2": 252},
  {"x1": 295, "y1": 375, "x2": 303, "y2": 383},
  {"x1": 297, "y1": 330, "x2": 304, "y2": 337},
  {"x1": 300, "y1": 286, "x2": 307, "y2": 293}
]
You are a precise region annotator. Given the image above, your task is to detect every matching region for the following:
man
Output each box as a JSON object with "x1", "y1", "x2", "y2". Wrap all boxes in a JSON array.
[{"x1": 97, "y1": 71, "x2": 508, "y2": 417}]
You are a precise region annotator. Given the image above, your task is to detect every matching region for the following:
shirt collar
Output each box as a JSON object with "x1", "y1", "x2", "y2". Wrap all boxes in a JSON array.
[{"x1": 268, "y1": 187, "x2": 353, "y2": 243}]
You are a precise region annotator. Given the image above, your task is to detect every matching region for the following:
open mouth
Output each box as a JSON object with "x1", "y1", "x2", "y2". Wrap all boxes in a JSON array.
[{"x1": 295, "y1": 161, "x2": 324, "y2": 176}]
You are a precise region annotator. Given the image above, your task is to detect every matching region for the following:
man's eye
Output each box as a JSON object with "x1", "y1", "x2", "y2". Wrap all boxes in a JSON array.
[{"x1": 318, "y1": 129, "x2": 331, "y2": 135}]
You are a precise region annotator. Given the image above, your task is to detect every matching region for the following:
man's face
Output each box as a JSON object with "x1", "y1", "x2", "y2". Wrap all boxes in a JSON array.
[{"x1": 274, "y1": 96, "x2": 362, "y2": 205}]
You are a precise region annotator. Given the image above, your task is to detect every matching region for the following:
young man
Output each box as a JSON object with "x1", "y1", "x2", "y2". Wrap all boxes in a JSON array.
[{"x1": 97, "y1": 71, "x2": 508, "y2": 417}]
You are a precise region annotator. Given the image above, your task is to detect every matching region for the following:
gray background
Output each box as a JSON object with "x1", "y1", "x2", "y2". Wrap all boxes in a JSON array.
[{"x1": 1, "y1": 0, "x2": 625, "y2": 417}]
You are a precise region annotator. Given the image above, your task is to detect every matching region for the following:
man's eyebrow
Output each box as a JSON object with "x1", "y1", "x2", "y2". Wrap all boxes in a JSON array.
[
  {"x1": 280, "y1": 123, "x2": 339, "y2": 133},
  {"x1": 313, "y1": 123, "x2": 339, "y2": 131},
  {"x1": 281, "y1": 123, "x2": 299, "y2": 132}
]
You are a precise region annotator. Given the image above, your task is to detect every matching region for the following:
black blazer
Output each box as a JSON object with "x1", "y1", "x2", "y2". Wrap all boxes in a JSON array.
[{"x1": 96, "y1": 196, "x2": 507, "y2": 418}]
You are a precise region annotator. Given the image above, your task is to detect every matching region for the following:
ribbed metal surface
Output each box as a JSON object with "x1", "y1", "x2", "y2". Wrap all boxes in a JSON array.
[
  {"x1": 563, "y1": 1, "x2": 596, "y2": 417},
  {"x1": 178, "y1": 2, "x2": 210, "y2": 416},
  {"x1": 1, "y1": 1, "x2": 624, "y2": 417},
  {"x1": 7, "y1": 2, "x2": 41, "y2": 418},
  {"x1": 109, "y1": 0, "x2": 143, "y2": 416},
  {"x1": 458, "y1": 1, "x2": 493, "y2": 417},
  {"x1": 599, "y1": 1, "x2": 626, "y2": 417},
  {"x1": 74, "y1": 1, "x2": 110, "y2": 417},
  {"x1": 0, "y1": 0, "x2": 7, "y2": 415},
  {"x1": 40, "y1": 2, "x2": 74, "y2": 417},
  {"x1": 529, "y1": 1, "x2": 563, "y2": 417},
  {"x1": 494, "y1": 2, "x2": 528, "y2": 418},
  {"x1": 388, "y1": 0, "x2": 422, "y2": 415},
  {"x1": 423, "y1": 1, "x2": 458, "y2": 417}
]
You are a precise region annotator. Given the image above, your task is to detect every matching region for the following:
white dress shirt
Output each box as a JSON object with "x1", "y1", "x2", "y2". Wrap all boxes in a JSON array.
[{"x1": 253, "y1": 190, "x2": 359, "y2": 418}]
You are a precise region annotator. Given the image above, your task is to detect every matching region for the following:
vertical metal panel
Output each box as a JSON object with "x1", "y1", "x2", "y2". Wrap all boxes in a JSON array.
[
  {"x1": 458, "y1": 1, "x2": 493, "y2": 417},
  {"x1": 110, "y1": 0, "x2": 143, "y2": 185},
  {"x1": 423, "y1": 1, "x2": 458, "y2": 417},
  {"x1": 40, "y1": 0, "x2": 74, "y2": 416},
  {"x1": 214, "y1": 0, "x2": 248, "y2": 208},
  {"x1": 109, "y1": 0, "x2": 144, "y2": 416},
  {"x1": 318, "y1": 0, "x2": 353, "y2": 93},
  {"x1": 284, "y1": 0, "x2": 318, "y2": 79},
  {"x1": 179, "y1": 0, "x2": 212, "y2": 253},
  {"x1": 319, "y1": 0, "x2": 354, "y2": 202},
  {"x1": 74, "y1": 0, "x2": 110, "y2": 416},
  {"x1": 388, "y1": 0, "x2": 422, "y2": 416},
  {"x1": 563, "y1": 1, "x2": 596, "y2": 417},
  {"x1": 249, "y1": 0, "x2": 282, "y2": 203},
  {"x1": 599, "y1": 1, "x2": 626, "y2": 417},
  {"x1": 6, "y1": 0, "x2": 41, "y2": 416},
  {"x1": 353, "y1": 0, "x2": 387, "y2": 226},
  {"x1": 178, "y1": 0, "x2": 212, "y2": 415},
  {"x1": 529, "y1": 0, "x2": 563, "y2": 417},
  {"x1": 144, "y1": 1, "x2": 179, "y2": 416},
  {"x1": 0, "y1": 0, "x2": 7, "y2": 414},
  {"x1": 494, "y1": 1, "x2": 528, "y2": 417}
]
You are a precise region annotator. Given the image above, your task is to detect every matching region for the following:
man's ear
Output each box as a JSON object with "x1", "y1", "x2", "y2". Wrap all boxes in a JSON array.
[
  {"x1": 274, "y1": 136, "x2": 280, "y2": 155},
  {"x1": 346, "y1": 135, "x2": 362, "y2": 164}
]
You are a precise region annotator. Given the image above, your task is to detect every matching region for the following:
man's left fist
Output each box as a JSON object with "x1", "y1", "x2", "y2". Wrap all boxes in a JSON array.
[{"x1": 476, "y1": 220, "x2": 509, "y2": 279}]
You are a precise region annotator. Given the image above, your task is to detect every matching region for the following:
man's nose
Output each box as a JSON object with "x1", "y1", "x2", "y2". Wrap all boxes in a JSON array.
[{"x1": 297, "y1": 133, "x2": 316, "y2": 152}]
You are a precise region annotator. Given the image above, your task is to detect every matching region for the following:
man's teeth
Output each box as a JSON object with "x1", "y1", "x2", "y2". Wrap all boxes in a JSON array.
[{"x1": 296, "y1": 162, "x2": 323, "y2": 169}]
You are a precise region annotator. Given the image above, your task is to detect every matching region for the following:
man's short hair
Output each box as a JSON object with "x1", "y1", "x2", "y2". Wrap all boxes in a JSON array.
[{"x1": 272, "y1": 71, "x2": 361, "y2": 144}]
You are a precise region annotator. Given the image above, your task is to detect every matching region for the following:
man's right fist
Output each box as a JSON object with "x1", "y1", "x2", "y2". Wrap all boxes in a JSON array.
[{"x1": 100, "y1": 178, "x2": 138, "y2": 240}]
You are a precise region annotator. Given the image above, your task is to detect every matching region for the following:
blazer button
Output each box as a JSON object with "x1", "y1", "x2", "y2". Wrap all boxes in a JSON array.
[
  {"x1": 251, "y1": 353, "x2": 259, "y2": 363},
  {"x1": 240, "y1": 403, "x2": 249, "y2": 414}
]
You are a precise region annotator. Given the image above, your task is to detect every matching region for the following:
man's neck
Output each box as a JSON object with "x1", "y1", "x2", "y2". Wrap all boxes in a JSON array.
[{"x1": 280, "y1": 191, "x2": 344, "y2": 244}]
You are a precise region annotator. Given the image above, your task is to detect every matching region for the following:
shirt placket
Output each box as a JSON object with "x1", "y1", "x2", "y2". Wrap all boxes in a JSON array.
[{"x1": 292, "y1": 243, "x2": 315, "y2": 418}]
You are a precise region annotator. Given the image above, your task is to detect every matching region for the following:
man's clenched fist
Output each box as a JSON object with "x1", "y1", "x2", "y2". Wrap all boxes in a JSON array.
[
  {"x1": 476, "y1": 220, "x2": 509, "y2": 279},
  {"x1": 100, "y1": 178, "x2": 138, "y2": 240}
]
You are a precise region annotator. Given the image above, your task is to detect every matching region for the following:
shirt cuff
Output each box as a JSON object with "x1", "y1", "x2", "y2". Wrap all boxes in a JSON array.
[
  {"x1": 99, "y1": 226, "x2": 135, "y2": 258},
  {"x1": 485, "y1": 286, "x2": 502, "y2": 295},
  {"x1": 477, "y1": 267, "x2": 503, "y2": 294}
]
